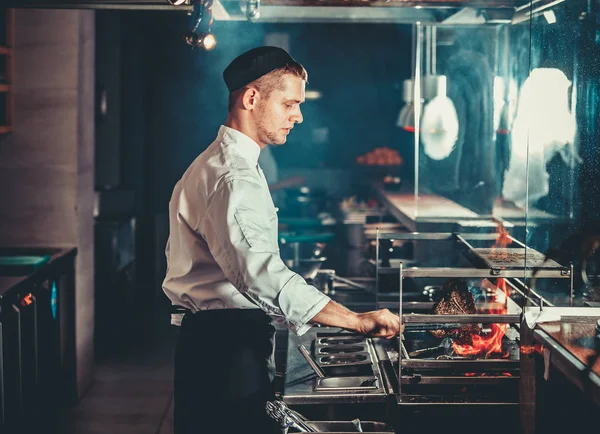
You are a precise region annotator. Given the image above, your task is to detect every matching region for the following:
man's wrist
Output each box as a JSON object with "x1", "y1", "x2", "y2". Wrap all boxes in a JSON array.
[{"x1": 348, "y1": 312, "x2": 362, "y2": 333}]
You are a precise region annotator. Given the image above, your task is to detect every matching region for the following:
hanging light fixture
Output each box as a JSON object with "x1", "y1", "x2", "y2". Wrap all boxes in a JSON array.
[
  {"x1": 397, "y1": 26, "x2": 421, "y2": 133},
  {"x1": 184, "y1": 0, "x2": 217, "y2": 51},
  {"x1": 184, "y1": 31, "x2": 217, "y2": 51},
  {"x1": 397, "y1": 79, "x2": 419, "y2": 132},
  {"x1": 421, "y1": 74, "x2": 459, "y2": 160},
  {"x1": 420, "y1": 26, "x2": 459, "y2": 161}
]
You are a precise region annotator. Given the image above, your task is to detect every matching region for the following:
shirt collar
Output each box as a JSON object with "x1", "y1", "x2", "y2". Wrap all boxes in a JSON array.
[{"x1": 217, "y1": 125, "x2": 261, "y2": 165}]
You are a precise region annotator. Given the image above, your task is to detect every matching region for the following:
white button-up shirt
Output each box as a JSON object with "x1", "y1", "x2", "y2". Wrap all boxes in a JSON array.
[{"x1": 162, "y1": 125, "x2": 331, "y2": 335}]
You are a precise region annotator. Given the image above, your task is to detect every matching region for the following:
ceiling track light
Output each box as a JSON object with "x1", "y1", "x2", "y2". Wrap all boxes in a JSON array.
[
  {"x1": 184, "y1": 0, "x2": 216, "y2": 51},
  {"x1": 240, "y1": 0, "x2": 261, "y2": 22}
]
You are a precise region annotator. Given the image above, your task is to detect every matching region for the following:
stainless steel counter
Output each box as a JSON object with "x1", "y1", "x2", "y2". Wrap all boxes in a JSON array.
[
  {"x1": 283, "y1": 327, "x2": 389, "y2": 405},
  {"x1": 531, "y1": 307, "x2": 600, "y2": 407}
]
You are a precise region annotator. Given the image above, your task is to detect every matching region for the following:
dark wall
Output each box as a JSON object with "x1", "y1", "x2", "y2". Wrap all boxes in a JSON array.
[
  {"x1": 96, "y1": 11, "x2": 412, "y2": 290},
  {"x1": 115, "y1": 12, "x2": 412, "y2": 211}
]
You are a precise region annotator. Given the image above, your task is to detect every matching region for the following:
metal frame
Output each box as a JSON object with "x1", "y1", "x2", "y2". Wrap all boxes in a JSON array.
[
  {"x1": 372, "y1": 230, "x2": 572, "y2": 405},
  {"x1": 376, "y1": 231, "x2": 572, "y2": 281}
]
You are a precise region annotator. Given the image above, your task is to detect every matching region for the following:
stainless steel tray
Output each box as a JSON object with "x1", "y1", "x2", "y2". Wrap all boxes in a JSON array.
[
  {"x1": 317, "y1": 352, "x2": 371, "y2": 366},
  {"x1": 314, "y1": 376, "x2": 379, "y2": 392},
  {"x1": 317, "y1": 336, "x2": 366, "y2": 346},
  {"x1": 302, "y1": 421, "x2": 393, "y2": 433},
  {"x1": 316, "y1": 344, "x2": 366, "y2": 355}
]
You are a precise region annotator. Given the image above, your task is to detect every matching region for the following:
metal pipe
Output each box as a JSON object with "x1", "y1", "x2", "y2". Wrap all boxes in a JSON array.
[
  {"x1": 510, "y1": 278, "x2": 553, "y2": 307},
  {"x1": 378, "y1": 232, "x2": 454, "y2": 240},
  {"x1": 329, "y1": 275, "x2": 368, "y2": 291},
  {"x1": 570, "y1": 263, "x2": 574, "y2": 307},
  {"x1": 505, "y1": 278, "x2": 546, "y2": 308},
  {"x1": 403, "y1": 313, "x2": 520, "y2": 324},
  {"x1": 376, "y1": 228, "x2": 380, "y2": 309},
  {"x1": 432, "y1": 25, "x2": 437, "y2": 75},
  {"x1": 512, "y1": 0, "x2": 566, "y2": 24},
  {"x1": 404, "y1": 358, "x2": 518, "y2": 371},
  {"x1": 414, "y1": 25, "x2": 423, "y2": 217},
  {"x1": 398, "y1": 268, "x2": 570, "y2": 279},
  {"x1": 398, "y1": 261, "x2": 403, "y2": 400},
  {"x1": 425, "y1": 26, "x2": 431, "y2": 77},
  {"x1": 403, "y1": 323, "x2": 472, "y2": 331},
  {"x1": 297, "y1": 345, "x2": 326, "y2": 378}
]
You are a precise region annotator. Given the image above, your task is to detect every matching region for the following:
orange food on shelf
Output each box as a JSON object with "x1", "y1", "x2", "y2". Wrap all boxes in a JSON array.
[{"x1": 356, "y1": 147, "x2": 403, "y2": 166}]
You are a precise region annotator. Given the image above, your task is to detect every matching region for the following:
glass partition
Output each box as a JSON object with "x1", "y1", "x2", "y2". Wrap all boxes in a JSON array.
[
  {"x1": 524, "y1": 0, "x2": 600, "y2": 306},
  {"x1": 405, "y1": 22, "x2": 529, "y2": 234}
]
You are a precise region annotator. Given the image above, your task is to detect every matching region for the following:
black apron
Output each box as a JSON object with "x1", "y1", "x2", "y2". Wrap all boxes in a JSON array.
[{"x1": 174, "y1": 308, "x2": 280, "y2": 434}]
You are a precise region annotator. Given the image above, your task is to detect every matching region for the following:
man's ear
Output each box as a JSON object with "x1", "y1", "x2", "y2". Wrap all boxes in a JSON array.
[{"x1": 241, "y1": 87, "x2": 260, "y2": 110}]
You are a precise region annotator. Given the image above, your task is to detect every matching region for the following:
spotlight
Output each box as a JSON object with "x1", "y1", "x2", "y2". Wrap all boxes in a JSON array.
[
  {"x1": 184, "y1": 31, "x2": 217, "y2": 51},
  {"x1": 200, "y1": 32, "x2": 217, "y2": 51}
]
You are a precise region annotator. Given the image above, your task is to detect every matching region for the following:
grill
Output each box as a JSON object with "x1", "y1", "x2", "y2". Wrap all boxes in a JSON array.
[
  {"x1": 372, "y1": 231, "x2": 572, "y2": 406},
  {"x1": 470, "y1": 248, "x2": 564, "y2": 270},
  {"x1": 390, "y1": 298, "x2": 521, "y2": 405}
]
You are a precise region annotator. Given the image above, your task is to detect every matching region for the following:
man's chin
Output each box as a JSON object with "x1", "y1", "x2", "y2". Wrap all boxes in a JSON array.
[{"x1": 272, "y1": 136, "x2": 287, "y2": 146}]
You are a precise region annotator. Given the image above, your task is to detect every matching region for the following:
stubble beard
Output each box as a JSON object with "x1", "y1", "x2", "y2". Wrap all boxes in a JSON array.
[{"x1": 256, "y1": 117, "x2": 285, "y2": 146}]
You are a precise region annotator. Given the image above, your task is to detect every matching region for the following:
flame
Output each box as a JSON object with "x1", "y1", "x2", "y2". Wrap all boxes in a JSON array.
[
  {"x1": 452, "y1": 224, "x2": 512, "y2": 358},
  {"x1": 520, "y1": 344, "x2": 541, "y2": 355}
]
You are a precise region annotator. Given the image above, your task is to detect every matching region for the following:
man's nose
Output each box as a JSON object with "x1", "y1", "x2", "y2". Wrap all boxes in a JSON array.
[{"x1": 291, "y1": 108, "x2": 303, "y2": 125}]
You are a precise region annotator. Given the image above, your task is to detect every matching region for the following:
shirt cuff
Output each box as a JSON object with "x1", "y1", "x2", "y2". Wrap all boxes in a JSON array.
[
  {"x1": 277, "y1": 274, "x2": 331, "y2": 336},
  {"x1": 293, "y1": 296, "x2": 331, "y2": 336}
]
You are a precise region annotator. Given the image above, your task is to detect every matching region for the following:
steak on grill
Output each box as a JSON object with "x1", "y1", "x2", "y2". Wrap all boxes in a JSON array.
[{"x1": 430, "y1": 279, "x2": 481, "y2": 344}]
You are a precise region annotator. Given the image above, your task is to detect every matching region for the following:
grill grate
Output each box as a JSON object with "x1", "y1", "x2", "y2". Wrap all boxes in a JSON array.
[{"x1": 471, "y1": 248, "x2": 564, "y2": 269}]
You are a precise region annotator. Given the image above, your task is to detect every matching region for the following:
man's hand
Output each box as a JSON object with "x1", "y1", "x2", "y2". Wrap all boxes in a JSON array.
[
  {"x1": 310, "y1": 301, "x2": 403, "y2": 339},
  {"x1": 355, "y1": 309, "x2": 403, "y2": 339}
]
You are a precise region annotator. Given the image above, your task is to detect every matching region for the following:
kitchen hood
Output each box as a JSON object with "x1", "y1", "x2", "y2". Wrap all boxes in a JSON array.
[{"x1": 5, "y1": 1, "x2": 562, "y2": 24}]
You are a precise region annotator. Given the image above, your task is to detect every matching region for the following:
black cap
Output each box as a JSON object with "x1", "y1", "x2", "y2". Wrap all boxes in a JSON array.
[{"x1": 223, "y1": 46, "x2": 298, "y2": 92}]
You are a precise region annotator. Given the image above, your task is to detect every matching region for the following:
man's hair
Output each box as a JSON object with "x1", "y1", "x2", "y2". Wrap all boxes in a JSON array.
[{"x1": 228, "y1": 62, "x2": 308, "y2": 112}]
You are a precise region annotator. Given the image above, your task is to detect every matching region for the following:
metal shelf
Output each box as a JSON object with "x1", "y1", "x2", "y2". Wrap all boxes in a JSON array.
[
  {"x1": 378, "y1": 265, "x2": 569, "y2": 279},
  {"x1": 403, "y1": 313, "x2": 521, "y2": 324}
]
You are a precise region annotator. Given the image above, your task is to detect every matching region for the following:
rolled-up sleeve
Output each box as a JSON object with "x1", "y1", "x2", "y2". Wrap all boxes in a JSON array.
[{"x1": 199, "y1": 176, "x2": 330, "y2": 335}]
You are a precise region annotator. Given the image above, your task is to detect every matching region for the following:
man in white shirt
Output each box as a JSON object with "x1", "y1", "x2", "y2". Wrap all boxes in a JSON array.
[{"x1": 163, "y1": 46, "x2": 401, "y2": 434}]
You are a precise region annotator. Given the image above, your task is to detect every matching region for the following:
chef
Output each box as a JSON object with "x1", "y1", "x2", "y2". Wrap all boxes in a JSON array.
[{"x1": 162, "y1": 46, "x2": 402, "y2": 434}]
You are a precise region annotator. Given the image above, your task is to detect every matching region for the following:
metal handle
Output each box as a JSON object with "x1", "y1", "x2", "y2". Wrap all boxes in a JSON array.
[
  {"x1": 329, "y1": 275, "x2": 369, "y2": 291},
  {"x1": 403, "y1": 323, "x2": 465, "y2": 332},
  {"x1": 297, "y1": 345, "x2": 326, "y2": 378}
]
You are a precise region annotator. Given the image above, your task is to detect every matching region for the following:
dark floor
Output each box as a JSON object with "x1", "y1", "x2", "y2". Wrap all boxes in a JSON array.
[{"x1": 65, "y1": 309, "x2": 178, "y2": 434}]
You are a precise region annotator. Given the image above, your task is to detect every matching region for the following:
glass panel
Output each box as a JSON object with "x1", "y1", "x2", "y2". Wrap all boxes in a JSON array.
[
  {"x1": 408, "y1": 23, "x2": 529, "y2": 235},
  {"x1": 525, "y1": 1, "x2": 600, "y2": 306}
]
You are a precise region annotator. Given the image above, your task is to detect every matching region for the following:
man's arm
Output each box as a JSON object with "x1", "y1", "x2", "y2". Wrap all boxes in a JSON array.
[
  {"x1": 200, "y1": 176, "x2": 402, "y2": 338},
  {"x1": 200, "y1": 177, "x2": 330, "y2": 335},
  {"x1": 310, "y1": 300, "x2": 402, "y2": 339}
]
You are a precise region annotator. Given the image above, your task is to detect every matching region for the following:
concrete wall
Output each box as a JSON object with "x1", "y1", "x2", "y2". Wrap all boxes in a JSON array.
[{"x1": 0, "y1": 9, "x2": 95, "y2": 399}]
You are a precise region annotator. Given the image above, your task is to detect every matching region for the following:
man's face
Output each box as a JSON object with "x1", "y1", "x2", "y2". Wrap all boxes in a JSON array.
[{"x1": 254, "y1": 74, "x2": 305, "y2": 146}]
